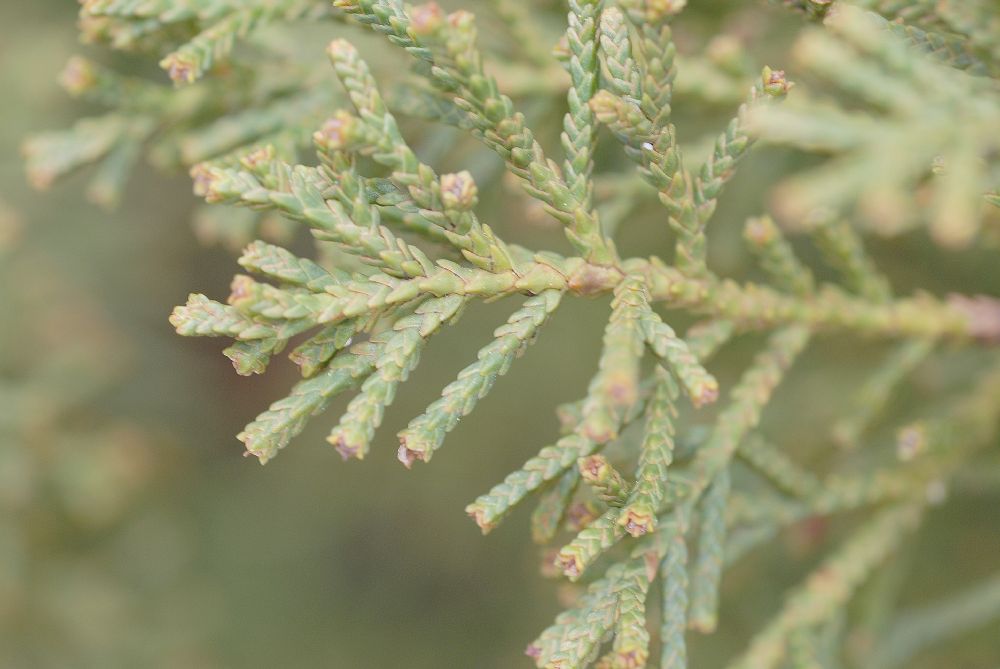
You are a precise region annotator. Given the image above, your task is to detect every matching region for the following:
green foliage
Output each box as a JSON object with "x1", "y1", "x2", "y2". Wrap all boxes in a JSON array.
[
  {"x1": 752, "y1": 4, "x2": 1000, "y2": 246},
  {"x1": 26, "y1": 0, "x2": 1000, "y2": 667}
]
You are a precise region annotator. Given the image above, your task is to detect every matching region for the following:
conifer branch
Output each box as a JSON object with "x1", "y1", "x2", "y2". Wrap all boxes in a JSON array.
[
  {"x1": 689, "y1": 467, "x2": 730, "y2": 633},
  {"x1": 743, "y1": 215, "x2": 815, "y2": 297},
  {"x1": 660, "y1": 511, "x2": 690, "y2": 669},
  {"x1": 397, "y1": 290, "x2": 562, "y2": 465},
  {"x1": 328, "y1": 295, "x2": 465, "y2": 460},
  {"x1": 29, "y1": 1, "x2": 1000, "y2": 665},
  {"x1": 737, "y1": 435, "x2": 822, "y2": 501},
  {"x1": 334, "y1": 0, "x2": 617, "y2": 264},
  {"x1": 693, "y1": 69, "x2": 791, "y2": 227},
  {"x1": 561, "y1": 0, "x2": 600, "y2": 210},
  {"x1": 160, "y1": 2, "x2": 329, "y2": 84},
  {"x1": 726, "y1": 502, "x2": 925, "y2": 669},
  {"x1": 618, "y1": 368, "x2": 679, "y2": 537}
]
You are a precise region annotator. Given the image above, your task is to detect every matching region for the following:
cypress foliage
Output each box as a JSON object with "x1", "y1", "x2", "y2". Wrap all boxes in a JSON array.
[{"x1": 26, "y1": 0, "x2": 1000, "y2": 666}]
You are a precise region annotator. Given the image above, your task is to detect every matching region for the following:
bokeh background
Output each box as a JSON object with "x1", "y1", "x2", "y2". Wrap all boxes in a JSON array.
[{"x1": 2, "y1": 1, "x2": 999, "y2": 667}]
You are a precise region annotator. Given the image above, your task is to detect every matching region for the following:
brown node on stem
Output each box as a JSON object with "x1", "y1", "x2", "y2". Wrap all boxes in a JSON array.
[
  {"x1": 949, "y1": 293, "x2": 1000, "y2": 342},
  {"x1": 567, "y1": 262, "x2": 624, "y2": 297}
]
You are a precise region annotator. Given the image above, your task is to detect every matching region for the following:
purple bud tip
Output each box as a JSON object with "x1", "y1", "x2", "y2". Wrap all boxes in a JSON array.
[{"x1": 397, "y1": 442, "x2": 424, "y2": 468}]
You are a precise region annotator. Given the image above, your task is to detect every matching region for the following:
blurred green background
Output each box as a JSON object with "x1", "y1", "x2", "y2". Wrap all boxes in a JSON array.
[{"x1": 2, "y1": 2, "x2": 999, "y2": 668}]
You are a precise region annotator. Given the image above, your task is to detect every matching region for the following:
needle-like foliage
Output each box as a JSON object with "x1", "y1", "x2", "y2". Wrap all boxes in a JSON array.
[{"x1": 25, "y1": 0, "x2": 1000, "y2": 667}]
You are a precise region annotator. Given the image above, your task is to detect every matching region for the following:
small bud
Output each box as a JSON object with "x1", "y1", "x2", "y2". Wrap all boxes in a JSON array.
[
  {"x1": 465, "y1": 503, "x2": 495, "y2": 533},
  {"x1": 896, "y1": 423, "x2": 927, "y2": 462},
  {"x1": 313, "y1": 111, "x2": 361, "y2": 152},
  {"x1": 325, "y1": 38, "x2": 355, "y2": 61},
  {"x1": 619, "y1": 505, "x2": 656, "y2": 537},
  {"x1": 227, "y1": 274, "x2": 256, "y2": 306},
  {"x1": 328, "y1": 434, "x2": 363, "y2": 461},
  {"x1": 160, "y1": 53, "x2": 197, "y2": 85},
  {"x1": 949, "y1": 293, "x2": 1000, "y2": 342},
  {"x1": 446, "y1": 10, "x2": 475, "y2": 32},
  {"x1": 744, "y1": 215, "x2": 778, "y2": 246},
  {"x1": 688, "y1": 377, "x2": 719, "y2": 408},
  {"x1": 554, "y1": 551, "x2": 584, "y2": 579},
  {"x1": 59, "y1": 56, "x2": 97, "y2": 96},
  {"x1": 539, "y1": 548, "x2": 562, "y2": 579},
  {"x1": 189, "y1": 163, "x2": 219, "y2": 199},
  {"x1": 408, "y1": 2, "x2": 445, "y2": 37},
  {"x1": 240, "y1": 145, "x2": 275, "y2": 172},
  {"x1": 579, "y1": 454, "x2": 610, "y2": 482},
  {"x1": 440, "y1": 170, "x2": 478, "y2": 210},
  {"x1": 578, "y1": 454, "x2": 629, "y2": 504},
  {"x1": 397, "y1": 438, "x2": 428, "y2": 469},
  {"x1": 761, "y1": 66, "x2": 793, "y2": 97}
]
